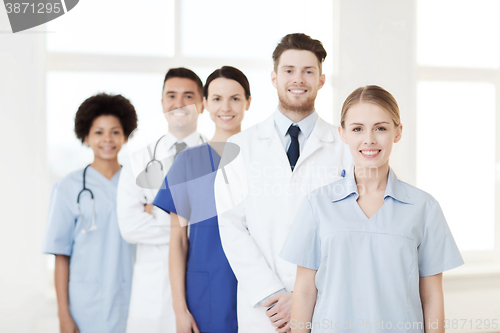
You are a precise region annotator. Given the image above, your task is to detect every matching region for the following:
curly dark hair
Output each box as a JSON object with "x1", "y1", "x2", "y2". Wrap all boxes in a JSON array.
[{"x1": 74, "y1": 93, "x2": 138, "y2": 143}]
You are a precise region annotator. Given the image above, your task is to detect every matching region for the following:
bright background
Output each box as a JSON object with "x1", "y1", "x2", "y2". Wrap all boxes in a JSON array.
[{"x1": 1, "y1": 0, "x2": 499, "y2": 332}]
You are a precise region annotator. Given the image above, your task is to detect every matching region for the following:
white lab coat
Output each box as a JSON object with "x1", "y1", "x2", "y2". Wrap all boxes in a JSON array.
[
  {"x1": 117, "y1": 131, "x2": 205, "y2": 333},
  {"x1": 215, "y1": 114, "x2": 352, "y2": 332}
]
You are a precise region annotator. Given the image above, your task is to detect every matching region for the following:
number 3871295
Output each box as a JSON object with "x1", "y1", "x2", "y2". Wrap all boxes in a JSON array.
[{"x1": 5, "y1": 2, "x2": 62, "y2": 14}]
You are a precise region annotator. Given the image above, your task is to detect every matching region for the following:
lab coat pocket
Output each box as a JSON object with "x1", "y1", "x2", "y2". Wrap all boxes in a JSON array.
[
  {"x1": 186, "y1": 271, "x2": 211, "y2": 324},
  {"x1": 68, "y1": 281, "x2": 103, "y2": 329}
]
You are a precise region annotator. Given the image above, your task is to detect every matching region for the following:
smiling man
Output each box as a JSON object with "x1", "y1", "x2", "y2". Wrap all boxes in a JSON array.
[
  {"x1": 117, "y1": 68, "x2": 206, "y2": 333},
  {"x1": 215, "y1": 33, "x2": 353, "y2": 333}
]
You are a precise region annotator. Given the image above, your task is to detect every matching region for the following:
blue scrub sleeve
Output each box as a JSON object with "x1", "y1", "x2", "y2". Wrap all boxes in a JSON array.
[
  {"x1": 418, "y1": 201, "x2": 464, "y2": 277},
  {"x1": 153, "y1": 152, "x2": 192, "y2": 220},
  {"x1": 279, "y1": 196, "x2": 321, "y2": 270},
  {"x1": 42, "y1": 181, "x2": 76, "y2": 256}
]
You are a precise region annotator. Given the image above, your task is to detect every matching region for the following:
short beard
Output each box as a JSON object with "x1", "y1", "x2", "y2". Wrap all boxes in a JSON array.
[{"x1": 278, "y1": 92, "x2": 316, "y2": 113}]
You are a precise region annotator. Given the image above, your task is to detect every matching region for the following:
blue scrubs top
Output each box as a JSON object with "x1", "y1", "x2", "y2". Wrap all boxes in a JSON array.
[
  {"x1": 280, "y1": 166, "x2": 464, "y2": 333},
  {"x1": 153, "y1": 143, "x2": 238, "y2": 333},
  {"x1": 42, "y1": 167, "x2": 133, "y2": 333}
]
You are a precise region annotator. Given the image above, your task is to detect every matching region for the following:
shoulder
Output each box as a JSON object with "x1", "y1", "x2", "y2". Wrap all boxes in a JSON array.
[
  {"x1": 228, "y1": 114, "x2": 274, "y2": 144},
  {"x1": 396, "y1": 178, "x2": 439, "y2": 209},
  {"x1": 51, "y1": 168, "x2": 85, "y2": 197}
]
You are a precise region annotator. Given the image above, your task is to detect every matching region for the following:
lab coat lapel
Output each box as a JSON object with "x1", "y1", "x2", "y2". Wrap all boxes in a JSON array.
[
  {"x1": 294, "y1": 117, "x2": 334, "y2": 171},
  {"x1": 256, "y1": 114, "x2": 290, "y2": 170}
]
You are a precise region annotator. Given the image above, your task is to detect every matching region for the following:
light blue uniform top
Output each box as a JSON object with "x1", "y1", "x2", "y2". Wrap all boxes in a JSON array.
[
  {"x1": 42, "y1": 166, "x2": 133, "y2": 333},
  {"x1": 280, "y1": 166, "x2": 464, "y2": 332}
]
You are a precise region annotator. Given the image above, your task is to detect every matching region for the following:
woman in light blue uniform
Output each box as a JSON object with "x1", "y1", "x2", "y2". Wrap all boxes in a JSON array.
[
  {"x1": 153, "y1": 66, "x2": 251, "y2": 333},
  {"x1": 43, "y1": 93, "x2": 138, "y2": 333},
  {"x1": 280, "y1": 85, "x2": 464, "y2": 332}
]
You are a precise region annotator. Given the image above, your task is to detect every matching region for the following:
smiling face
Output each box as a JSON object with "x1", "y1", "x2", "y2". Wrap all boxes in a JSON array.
[
  {"x1": 204, "y1": 77, "x2": 250, "y2": 133},
  {"x1": 271, "y1": 49, "x2": 325, "y2": 114},
  {"x1": 161, "y1": 77, "x2": 204, "y2": 133},
  {"x1": 339, "y1": 102, "x2": 402, "y2": 170},
  {"x1": 84, "y1": 115, "x2": 126, "y2": 162}
]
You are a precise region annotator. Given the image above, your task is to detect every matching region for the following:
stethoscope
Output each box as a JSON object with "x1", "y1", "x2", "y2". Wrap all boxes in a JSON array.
[
  {"x1": 144, "y1": 134, "x2": 205, "y2": 173},
  {"x1": 77, "y1": 165, "x2": 97, "y2": 233}
]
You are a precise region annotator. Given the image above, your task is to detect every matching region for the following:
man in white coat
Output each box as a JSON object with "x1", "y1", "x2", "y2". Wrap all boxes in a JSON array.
[
  {"x1": 117, "y1": 68, "x2": 206, "y2": 333},
  {"x1": 215, "y1": 34, "x2": 352, "y2": 332}
]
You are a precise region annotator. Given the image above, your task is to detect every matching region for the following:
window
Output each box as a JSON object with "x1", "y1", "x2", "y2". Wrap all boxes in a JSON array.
[
  {"x1": 417, "y1": 0, "x2": 499, "y2": 252},
  {"x1": 46, "y1": 0, "x2": 336, "y2": 179}
]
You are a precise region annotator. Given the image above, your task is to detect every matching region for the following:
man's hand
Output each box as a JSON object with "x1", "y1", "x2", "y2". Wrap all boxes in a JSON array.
[
  {"x1": 144, "y1": 204, "x2": 154, "y2": 215},
  {"x1": 263, "y1": 291, "x2": 293, "y2": 332}
]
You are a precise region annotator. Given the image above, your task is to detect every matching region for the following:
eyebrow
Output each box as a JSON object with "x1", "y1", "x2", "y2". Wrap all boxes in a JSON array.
[
  {"x1": 94, "y1": 126, "x2": 121, "y2": 130},
  {"x1": 165, "y1": 91, "x2": 195, "y2": 95},
  {"x1": 349, "y1": 121, "x2": 391, "y2": 126},
  {"x1": 281, "y1": 65, "x2": 317, "y2": 69}
]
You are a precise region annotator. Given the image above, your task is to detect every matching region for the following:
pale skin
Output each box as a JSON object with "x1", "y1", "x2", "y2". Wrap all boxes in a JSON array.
[
  {"x1": 55, "y1": 115, "x2": 126, "y2": 333},
  {"x1": 144, "y1": 77, "x2": 205, "y2": 214},
  {"x1": 169, "y1": 77, "x2": 250, "y2": 333},
  {"x1": 291, "y1": 102, "x2": 445, "y2": 332},
  {"x1": 265, "y1": 49, "x2": 326, "y2": 333}
]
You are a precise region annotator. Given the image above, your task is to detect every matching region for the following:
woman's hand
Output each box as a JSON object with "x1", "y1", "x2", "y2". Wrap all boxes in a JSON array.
[
  {"x1": 59, "y1": 312, "x2": 79, "y2": 333},
  {"x1": 175, "y1": 308, "x2": 200, "y2": 333}
]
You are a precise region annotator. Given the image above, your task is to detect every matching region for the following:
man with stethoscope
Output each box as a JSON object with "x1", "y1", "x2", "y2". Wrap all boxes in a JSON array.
[{"x1": 117, "y1": 68, "x2": 207, "y2": 333}]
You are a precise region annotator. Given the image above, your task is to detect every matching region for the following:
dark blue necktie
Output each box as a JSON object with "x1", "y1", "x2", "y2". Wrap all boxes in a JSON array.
[{"x1": 287, "y1": 125, "x2": 300, "y2": 171}]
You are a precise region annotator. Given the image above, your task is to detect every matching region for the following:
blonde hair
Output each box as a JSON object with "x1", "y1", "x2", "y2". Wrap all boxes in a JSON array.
[{"x1": 340, "y1": 85, "x2": 401, "y2": 128}]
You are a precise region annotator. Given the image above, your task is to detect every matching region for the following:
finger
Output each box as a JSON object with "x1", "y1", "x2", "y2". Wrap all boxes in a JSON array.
[
  {"x1": 192, "y1": 320, "x2": 201, "y2": 333},
  {"x1": 266, "y1": 306, "x2": 278, "y2": 318},
  {"x1": 276, "y1": 321, "x2": 290, "y2": 333},
  {"x1": 262, "y1": 293, "x2": 282, "y2": 307},
  {"x1": 271, "y1": 317, "x2": 287, "y2": 327}
]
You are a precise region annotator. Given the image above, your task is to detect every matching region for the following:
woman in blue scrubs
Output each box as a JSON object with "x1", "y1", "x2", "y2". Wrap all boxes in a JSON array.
[
  {"x1": 42, "y1": 93, "x2": 138, "y2": 333},
  {"x1": 153, "y1": 66, "x2": 251, "y2": 333},
  {"x1": 280, "y1": 85, "x2": 464, "y2": 333}
]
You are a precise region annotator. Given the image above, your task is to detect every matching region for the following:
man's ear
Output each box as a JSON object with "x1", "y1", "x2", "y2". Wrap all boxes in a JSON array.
[
  {"x1": 202, "y1": 97, "x2": 207, "y2": 112},
  {"x1": 318, "y1": 73, "x2": 326, "y2": 90},
  {"x1": 271, "y1": 71, "x2": 278, "y2": 89}
]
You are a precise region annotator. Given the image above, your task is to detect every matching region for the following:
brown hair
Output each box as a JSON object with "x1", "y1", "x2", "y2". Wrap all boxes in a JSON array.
[
  {"x1": 204, "y1": 66, "x2": 251, "y2": 100},
  {"x1": 272, "y1": 33, "x2": 327, "y2": 72},
  {"x1": 340, "y1": 85, "x2": 401, "y2": 128}
]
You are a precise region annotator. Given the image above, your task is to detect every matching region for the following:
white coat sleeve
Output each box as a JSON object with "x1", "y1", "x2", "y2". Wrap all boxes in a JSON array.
[
  {"x1": 117, "y1": 156, "x2": 171, "y2": 245},
  {"x1": 215, "y1": 139, "x2": 285, "y2": 307}
]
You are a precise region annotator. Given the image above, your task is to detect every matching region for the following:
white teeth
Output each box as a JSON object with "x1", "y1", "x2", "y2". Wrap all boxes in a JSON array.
[
  {"x1": 361, "y1": 150, "x2": 379, "y2": 155},
  {"x1": 290, "y1": 90, "x2": 305, "y2": 93},
  {"x1": 171, "y1": 112, "x2": 187, "y2": 116},
  {"x1": 220, "y1": 116, "x2": 234, "y2": 120}
]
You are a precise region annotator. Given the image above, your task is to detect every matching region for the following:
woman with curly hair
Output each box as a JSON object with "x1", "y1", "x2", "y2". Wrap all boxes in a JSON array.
[{"x1": 42, "y1": 93, "x2": 138, "y2": 333}]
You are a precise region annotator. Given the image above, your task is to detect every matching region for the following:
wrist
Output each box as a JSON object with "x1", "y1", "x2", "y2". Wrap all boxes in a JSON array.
[{"x1": 173, "y1": 303, "x2": 189, "y2": 315}]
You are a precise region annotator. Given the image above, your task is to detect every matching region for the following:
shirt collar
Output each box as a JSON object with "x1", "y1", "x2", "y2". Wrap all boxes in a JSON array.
[
  {"x1": 165, "y1": 130, "x2": 201, "y2": 151},
  {"x1": 331, "y1": 166, "x2": 413, "y2": 204},
  {"x1": 273, "y1": 107, "x2": 318, "y2": 140}
]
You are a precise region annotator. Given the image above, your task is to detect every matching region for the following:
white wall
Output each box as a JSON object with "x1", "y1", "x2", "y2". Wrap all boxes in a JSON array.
[{"x1": 0, "y1": 9, "x2": 55, "y2": 332}]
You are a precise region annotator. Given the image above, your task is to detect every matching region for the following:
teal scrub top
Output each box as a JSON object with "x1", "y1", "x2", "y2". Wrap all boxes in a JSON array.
[
  {"x1": 42, "y1": 166, "x2": 133, "y2": 333},
  {"x1": 280, "y1": 166, "x2": 464, "y2": 332}
]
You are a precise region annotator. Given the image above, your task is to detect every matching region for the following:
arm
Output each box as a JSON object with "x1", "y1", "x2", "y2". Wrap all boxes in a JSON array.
[
  {"x1": 419, "y1": 273, "x2": 444, "y2": 333},
  {"x1": 169, "y1": 212, "x2": 200, "y2": 333},
  {"x1": 54, "y1": 255, "x2": 79, "y2": 333},
  {"x1": 215, "y1": 148, "x2": 285, "y2": 307},
  {"x1": 290, "y1": 266, "x2": 317, "y2": 333},
  {"x1": 117, "y1": 160, "x2": 171, "y2": 245}
]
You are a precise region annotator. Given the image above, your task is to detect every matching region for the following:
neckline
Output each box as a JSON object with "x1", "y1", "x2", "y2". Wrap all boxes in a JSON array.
[
  {"x1": 88, "y1": 165, "x2": 121, "y2": 183},
  {"x1": 353, "y1": 196, "x2": 385, "y2": 221}
]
